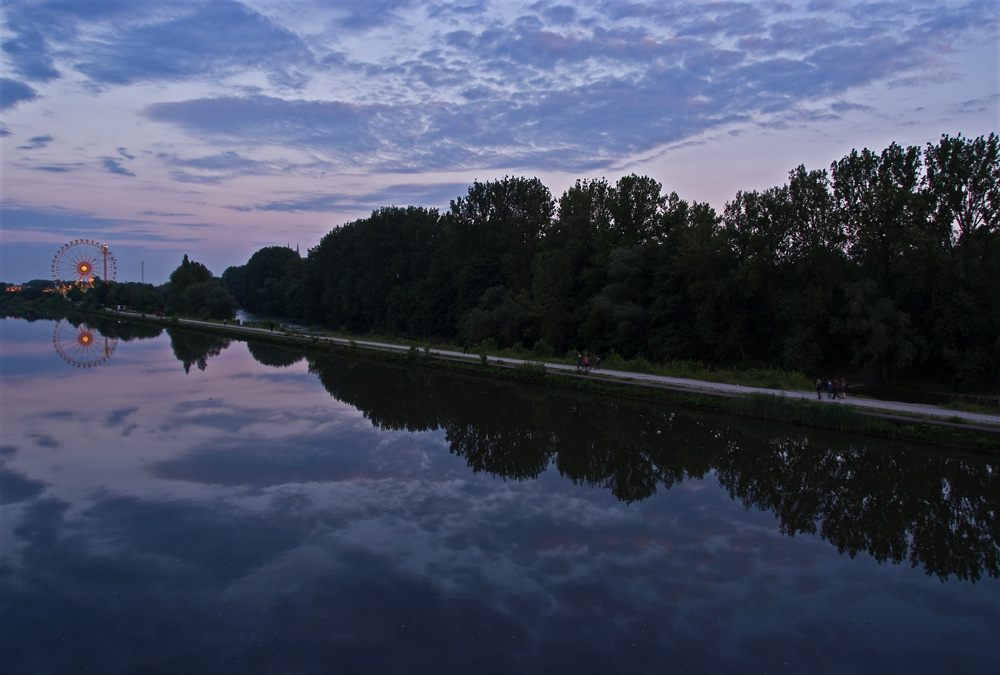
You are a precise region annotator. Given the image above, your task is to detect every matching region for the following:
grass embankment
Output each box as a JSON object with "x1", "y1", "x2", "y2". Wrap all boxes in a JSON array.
[
  {"x1": 251, "y1": 324, "x2": 813, "y2": 392},
  {"x1": 160, "y1": 316, "x2": 1000, "y2": 454},
  {"x1": 13, "y1": 302, "x2": 995, "y2": 453},
  {"x1": 724, "y1": 392, "x2": 1000, "y2": 454}
]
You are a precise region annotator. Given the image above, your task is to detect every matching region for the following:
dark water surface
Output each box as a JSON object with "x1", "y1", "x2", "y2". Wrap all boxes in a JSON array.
[{"x1": 1, "y1": 316, "x2": 998, "y2": 674}]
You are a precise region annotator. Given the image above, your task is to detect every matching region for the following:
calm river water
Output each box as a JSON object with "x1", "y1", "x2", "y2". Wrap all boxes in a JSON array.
[{"x1": 1, "y1": 315, "x2": 998, "y2": 674}]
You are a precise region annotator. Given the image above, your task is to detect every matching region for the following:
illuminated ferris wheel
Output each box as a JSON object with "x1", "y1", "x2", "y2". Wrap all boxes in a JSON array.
[
  {"x1": 51, "y1": 239, "x2": 117, "y2": 289},
  {"x1": 52, "y1": 319, "x2": 118, "y2": 368}
]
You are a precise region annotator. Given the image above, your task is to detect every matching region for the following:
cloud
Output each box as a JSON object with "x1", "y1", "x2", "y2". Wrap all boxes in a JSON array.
[
  {"x1": 958, "y1": 93, "x2": 1000, "y2": 114},
  {"x1": 16, "y1": 134, "x2": 54, "y2": 150},
  {"x1": 140, "y1": 210, "x2": 196, "y2": 217},
  {"x1": 70, "y1": 1, "x2": 314, "y2": 88},
  {"x1": 4, "y1": 1, "x2": 993, "y2": 178},
  {"x1": 0, "y1": 204, "x2": 202, "y2": 243},
  {"x1": 538, "y1": 4, "x2": 579, "y2": 26},
  {"x1": 1, "y1": 26, "x2": 61, "y2": 82},
  {"x1": 82, "y1": 492, "x2": 312, "y2": 581},
  {"x1": 145, "y1": 96, "x2": 379, "y2": 146},
  {"x1": 331, "y1": 0, "x2": 418, "y2": 32},
  {"x1": 236, "y1": 181, "x2": 470, "y2": 214},
  {"x1": 125, "y1": 1, "x2": 987, "y2": 178},
  {"x1": 0, "y1": 467, "x2": 46, "y2": 504},
  {"x1": 156, "y1": 149, "x2": 281, "y2": 184},
  {"x1": 0, "y1": 77, "x2": 37, "y2": 110},
  {"x1": 104, "y1": 407, "x2": 140, "y2": 427},
  {"x1": 28, "y1": 432, "x2": 59, "y2": 448},
  {"x1": 100, "y1": 157, "x2": 137, "y2": 176}
]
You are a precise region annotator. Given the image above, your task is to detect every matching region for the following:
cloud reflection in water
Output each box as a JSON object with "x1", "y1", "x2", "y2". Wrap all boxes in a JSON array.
[{"x1": 0, "y1": 317, "x2": 997, "y2": 673}]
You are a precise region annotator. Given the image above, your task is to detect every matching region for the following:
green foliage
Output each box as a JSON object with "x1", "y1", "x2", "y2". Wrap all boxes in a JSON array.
[
  {"x1": 475, "y1": 337, "x2": 499, "y2": 354},
  {"x1": 512, "y1": 361, "x2": 547, "y2": 382},
  {"x1": 726, "y1": 393, "x2": 877, "y2": 433},
  {"x1": 92, "y1": 281, "x2": 165, "y2": 313},
  {"x1": 168, "y1": 254, "x2": 212, "y2": 292},
  {"x1": 531, "y1": 339, "x2": 554, "y2": 358},
  {"x1": 224, "y1": 246, "x2": 303, "y2": 316},
  {"x1": 164, "y1": 256, "x2": 236, "y2": 320}
]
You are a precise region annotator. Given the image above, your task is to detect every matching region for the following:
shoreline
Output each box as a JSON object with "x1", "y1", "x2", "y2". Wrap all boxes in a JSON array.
[{"x1": 116, "y1": 311, "x2": 1000, "y2": 453}]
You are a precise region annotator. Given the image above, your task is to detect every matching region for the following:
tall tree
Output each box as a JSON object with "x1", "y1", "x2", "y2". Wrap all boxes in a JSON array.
[
  {"x1": 924, "y1": 133, "x2": 1000, "y2": 245},
  {"x1": 448, "y1": 176, "x2": 554, "y2": 295},
  {"x1": 831, "y1": 142, "x2": 927, "y2": 286},
  {"x1": 164, "y1": 255, "x2": 236, "y2": 320},
  {"x1": 610, "y1": 173, "x2": 668, "y2": 244},
  {"x1": 922, "y1": 134, "x2": 1000, "y2": 384},
  {"x1": 240, "y1": 246, "x2": 303, "y2": 316}
]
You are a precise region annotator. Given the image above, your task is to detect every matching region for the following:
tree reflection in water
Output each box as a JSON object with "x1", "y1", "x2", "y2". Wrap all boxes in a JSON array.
[
  {"x1": 21, "y1": 311, "x2": 998, "y2": 585},
  {"x1": 167, "y1": 327, "x2": 231, "y2": 373},
  {"x1": 303, "y1": 353, "x2": 999, "y2": 584},
  {"x1": 246, "y1": 342, "x2": 305, "y2": 368}
]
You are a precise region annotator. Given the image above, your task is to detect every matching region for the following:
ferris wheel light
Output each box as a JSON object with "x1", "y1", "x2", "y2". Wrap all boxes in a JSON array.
[
  {"x1": 53, "y1": 319, "x2": 117, "y2": 367},
  {"x1": 52, "y1": 240, "x2": 118, "y2": 291}
]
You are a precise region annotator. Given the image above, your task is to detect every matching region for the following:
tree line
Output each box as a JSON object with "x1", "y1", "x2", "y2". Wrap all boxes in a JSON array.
[
  {"x1": 221, "y1": 133, "x2": 999, "y2": 387},
  {"x1": 11, "y1": 133, "x2": 992, "y2": 387},
  {"x1": 3, "y1": 253, "x2": 240, "y2": 320}
]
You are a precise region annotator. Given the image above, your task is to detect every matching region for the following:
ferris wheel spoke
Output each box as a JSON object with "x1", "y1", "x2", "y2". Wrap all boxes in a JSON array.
[
  {"x1": 51, "y1": 240, "x2": 117, "y2": 288},
  {"x1": 52, "y1": 320, "x2": 117, "y2": 367}
]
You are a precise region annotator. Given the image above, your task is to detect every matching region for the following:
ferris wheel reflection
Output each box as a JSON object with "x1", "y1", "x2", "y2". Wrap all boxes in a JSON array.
[{"x1": 53, "y1": 319, "x2": 118, "y2": 368}]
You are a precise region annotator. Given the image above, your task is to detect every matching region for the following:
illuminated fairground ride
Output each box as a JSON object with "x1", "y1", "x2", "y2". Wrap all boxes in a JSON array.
[
  {"x1": 53, "y1": 319, "x2": 118, "y2": 368},
  {"x1": 51, "y1": 239, "x2": 117, "y2": 292}
]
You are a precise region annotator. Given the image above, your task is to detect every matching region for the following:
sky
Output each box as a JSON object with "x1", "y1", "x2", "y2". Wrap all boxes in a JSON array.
[{"x1": 1, "y1": 0, "x2": 997, "y2": 286}]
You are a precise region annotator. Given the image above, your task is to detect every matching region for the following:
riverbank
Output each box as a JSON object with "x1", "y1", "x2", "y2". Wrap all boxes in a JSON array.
[{"x1": 113, "y1": 310, "x2": 1000, "y2": 453}]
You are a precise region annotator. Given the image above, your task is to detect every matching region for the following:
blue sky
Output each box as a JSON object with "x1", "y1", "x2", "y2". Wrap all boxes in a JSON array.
[{"x1": 1, "y1": 0, "x2": 997, "y2": 285}]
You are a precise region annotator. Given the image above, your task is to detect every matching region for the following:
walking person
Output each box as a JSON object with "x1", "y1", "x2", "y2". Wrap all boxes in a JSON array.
[
  {"x1": 827, "y1": 379, "x2": 834, "y2": 399},
  {"x1": 815, "y1": 378, "x2": 824, "y2": 399}
]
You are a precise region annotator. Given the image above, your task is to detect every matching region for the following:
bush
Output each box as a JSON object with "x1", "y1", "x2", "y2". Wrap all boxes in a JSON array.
[
  {"x1": 726, "y1": 393, "x2": 876, "y2": 432},
  {"x1": 475, "y1": 337, "x2": 499, "y2": 354},
  {"x1": 512, "y1": 361, "x2": 547, "y2": 382},
  {"x1": 532, "y1": 339, "x2": 554, "y2": 358},
  {"x1": 621, "y1": 355, "x2": 653, "y2": 374}
]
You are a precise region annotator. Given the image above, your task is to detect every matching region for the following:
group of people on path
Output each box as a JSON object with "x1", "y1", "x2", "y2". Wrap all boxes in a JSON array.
[
  {"x1": 577, "y1": 353, "x2": 602, "y2": 371},
  {"x1": 816, "y1": 377, "x2": 847, "y2": 400}
]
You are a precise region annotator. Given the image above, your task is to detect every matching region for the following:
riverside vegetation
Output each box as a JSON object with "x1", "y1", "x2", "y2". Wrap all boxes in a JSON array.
[
  {"x1": 4, "y1": 296, "x2": 997, "y2": 454},
  {"x1": 221, "y1": 133, "x2": 999, "y2": 391},
  {"x1": 4, "y1": 133, "x2": 998, "y2": 399}
]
